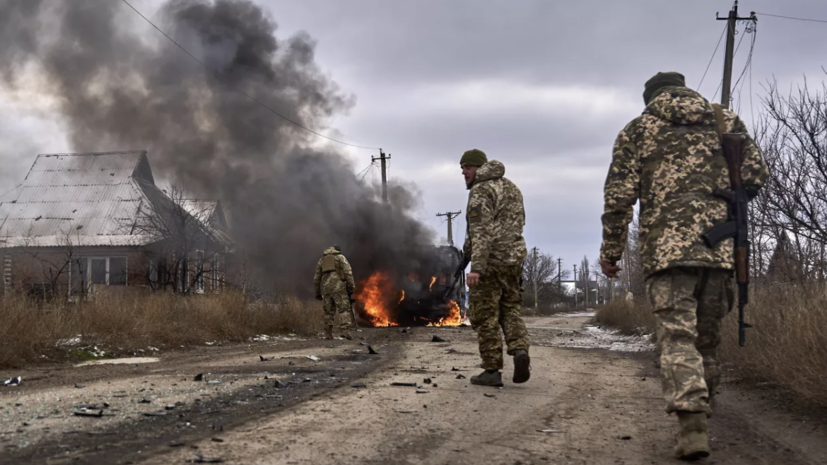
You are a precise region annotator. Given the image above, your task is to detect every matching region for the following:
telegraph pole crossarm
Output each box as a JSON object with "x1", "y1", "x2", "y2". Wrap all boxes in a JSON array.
[
  {"x1": 436, "y1": 211, "x2": 462, "y2": 246},
  {"x1": 372, "y1": 149, "x2": 392, "y2": 203},
  {"x1": 717, "y1": 1, "x2": 758, "y2": 109}
]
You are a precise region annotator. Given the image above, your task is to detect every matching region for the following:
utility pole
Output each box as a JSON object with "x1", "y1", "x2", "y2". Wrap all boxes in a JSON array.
[
  {"x1": 557, "y1": 257, "x2": 562, "y2": 304},
  {"x1": 573, "y1": 264, "x2": 578, "y2": 308},
  {"x1": 532, "y1": 247, "x2": 539, "y2": 309},
  {"x1": 372, "y1": 149, "x2": 391, "y2": 203},
  {"x1": 435, "y1": 211, "x2": 462, "y2": 246},
  {"x1": 717, "y1": 1, "x2": 757, "y2": 109}
]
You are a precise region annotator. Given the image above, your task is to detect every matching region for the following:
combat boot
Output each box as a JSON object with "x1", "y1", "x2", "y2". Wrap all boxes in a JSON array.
[
  {"x1": 339, "y1": 332, "x2": 353, "y2": 340},
  {"x1": 674, "y1": 411, "x2": 711, "y2": 461},
  {"x1": 324, "y1": 326, "x2": 333, "y2": 340},
  {"x1": 470, "y1": 369, "x2": 504, "y2": 387},
  {"x1": 512, "y1": 349, "x2": 531, "y2": 383}
]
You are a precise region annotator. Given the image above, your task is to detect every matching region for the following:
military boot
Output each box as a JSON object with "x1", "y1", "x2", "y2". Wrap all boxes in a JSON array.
[
  {"x1": 470, "y1": 369, "x2": 504, "y2": 387},
  {"x1": 324, "y1": 326, "x2": 333, "y2": 340},
  {"x1": 512, "y1": 349, "x2": 531, "y2": 383},
  {"x1": 339, "y1": 331, "x2": 353, "y2": 340},
  {"x1": 674, "y1": 411, "x2": 711, "y2": 461}
]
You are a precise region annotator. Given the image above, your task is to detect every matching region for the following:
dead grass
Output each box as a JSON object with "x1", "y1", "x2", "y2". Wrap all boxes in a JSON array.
[
  {"x1": 594, "y1": 298, "x2": 656, "y2": 336},
  {"x1": 595, "y1": 284, "x2": 827, "y2": 408},
  {"x1": 0, "y1": 289, "x2": 324, "y2": 368}
]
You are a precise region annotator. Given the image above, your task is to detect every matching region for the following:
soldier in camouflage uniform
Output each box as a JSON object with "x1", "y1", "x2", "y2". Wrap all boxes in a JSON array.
[
  {"x1": 313, "y1": 246, "x2": 356, "y2": 340},
  {"x1": 599, "y1": 72, "x2": 769, "y2": 460},
  {"x1": 460, "y1": 149, "x2": 531, "y2": 388}
]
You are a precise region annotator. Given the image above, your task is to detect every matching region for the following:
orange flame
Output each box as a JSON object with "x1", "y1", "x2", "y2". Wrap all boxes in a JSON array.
[
  {"x1": 429, "y1": 276, "x2": 437, "y2": 291},
  {"x1": 428, "y1": 301, "x2": 463, "y2": 327},
  {"x1": 399, "y1": 290, "x2": 405, "y2": 303},
  {"x1": 352, "y1": 272, "x2": 399, "y2": 327}
]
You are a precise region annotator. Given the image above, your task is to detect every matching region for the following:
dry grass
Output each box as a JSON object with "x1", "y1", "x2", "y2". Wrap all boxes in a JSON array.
[
  {"x1": 0, "y1": 289, "x2": 323, "y2": 368},
  {"x1": 595, "y1": 283, "x2": 827, "y2": 408},
  {"x1": 720, "y1": 283, "x2": 827, "y2": 408},
  {"x1": 594, "y1": 298, "x2": 656, "y2": 336}
]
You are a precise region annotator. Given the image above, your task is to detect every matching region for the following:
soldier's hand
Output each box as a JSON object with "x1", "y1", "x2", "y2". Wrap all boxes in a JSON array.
[
  {"x1": 315, "y1": 295, "x2": 323, "y2": 301},
  {"x1": 600, "y1": 260, "x2": 621, "y2": 278},
  {"x1": 467, "y1": 272, "x2": 481, "y2": 287}
]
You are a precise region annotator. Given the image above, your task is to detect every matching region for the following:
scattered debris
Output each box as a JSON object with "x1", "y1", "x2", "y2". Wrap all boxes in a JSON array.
[
  {"x1": 211, "y1": 438, "x2": 224, "y2": 443},
  {"x1": 192, "y1": 454, "x2": 223, "y2": 463},
  {"x1": 75, "y1": 383, "x2": 85, "y2": 389},
  {"x1": 251, "y1": 334, "x2": 271, "y2": 342},
  {"x1": 143, "y1": 411, "x2": 167, "y2": 417},
  {"x1": 456, "y1": 374, "x2": 466, "y2": 379},
  {"x1": 416, "y1": 390, "x2": 429, "y2": 394},
  {"x1": 76, "y1": 357, "x2": 160, "y2": 367},
  {"x1": 368, "y1": 345, "x2": 379, "y2": 355},
  {"x1": 433, "y1": 383, "x2": 438, "y2": 388},
  {"x1": 451, "y1": 367, "x2": 464, "y2": 371},
  {"x1": 394, "y1": 410, "x2": 414, "y2": 414},
  {"x1": 303, "y1": 378, "x2": 313, "y2": 383},
  {"x1": 3, "y1": 377, "x2": 22, "y2": 387},
  {"x1": 207, "y1": 380, "x2": 222, "y2": 385},
  {"x1": 351, "y1": 382, "x2": 367, "y2": 389},
  {"x1": 391, "y1": 382, "x2": 417, "y2": 387},
  {"x1": 138, "y1": 399, "x2": 152, "y2": 404},
  {"x1": 618, "y1": 435, "x2": 632, "y2": 440},
  {"x1": 431, "y1": 335, "x2": 447, "y2": 343},
  {"x1": 259, "y1": 355, "x2": 274, "y2": 362},
  {"x1": 274, "y1": 380, "x2": 287, "y2": 389},
  {"x1": 73, "y1": 409, "x2": 103, "y2": 418},
  {"x1": 288, "y1": 361, "x2": 295, "y2": 366},
  {"x1": 400, "y1": 328, "x2": 409, "y2": 333},
  {"x1": 306, "y1": 355, "x2": 320, "y2": 362},
  {"x1": 537, "y1": 429, "x2": 565, "y2": 434},
  {"x1": 423, "y1": 378, "x2": 432, "y2": 384},
  {"x1": 169, "y1": 442, "x2": 186, "y2": 447},
  {"x1": 484, "y1": 393, "x2": 496, "y2": 398},
  {"x1": 194, "y1": 374, "x2": 204, "y2": 382}
]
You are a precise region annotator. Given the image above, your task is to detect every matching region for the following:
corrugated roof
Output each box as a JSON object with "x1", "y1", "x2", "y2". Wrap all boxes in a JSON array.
[{"x1": 0, "y1": 151, "x2": 158, "y2": 247}]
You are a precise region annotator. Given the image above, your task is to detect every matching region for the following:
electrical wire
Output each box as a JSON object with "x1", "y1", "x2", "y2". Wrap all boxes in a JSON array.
[
  {"x1": 698, "y1": 22, "x2": 728, "y2": 90},
  {"x1": 119, "y1": 0, "x2": 380, "y2": 150},
  {"x1": 756, "y1": 12, "x2": 827, "y2": 24}
]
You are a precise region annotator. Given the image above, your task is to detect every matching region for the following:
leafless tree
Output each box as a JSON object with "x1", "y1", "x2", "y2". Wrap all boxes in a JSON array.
[{"x1": 521, "y1": 248, "x2": 570, "y2": 308}]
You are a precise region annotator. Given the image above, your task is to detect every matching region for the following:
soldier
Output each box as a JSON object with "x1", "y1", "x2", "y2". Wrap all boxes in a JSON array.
[
  {"x1": 314, "y1": 245, "x2": 356, "y2": 340},
  {"x1": 460, "y1": 149, "x2": 531, "y2": 387},
  {"x1": 599, "y1": 72, "x2": 769, "y2": 460}
]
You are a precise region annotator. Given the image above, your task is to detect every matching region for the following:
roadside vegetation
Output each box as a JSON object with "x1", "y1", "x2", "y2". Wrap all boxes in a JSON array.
[
  {"x1": 595, "y1": 285, "x2": 827, "y2": 408},
  {"x1": 0, "y1": 290, "x2": 323, "y2": 368}
]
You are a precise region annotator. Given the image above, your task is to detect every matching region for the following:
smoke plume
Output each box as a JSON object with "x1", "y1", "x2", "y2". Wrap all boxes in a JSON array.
[{"x1": 0, "y1": 0, "x2": 443, "y2": 297}]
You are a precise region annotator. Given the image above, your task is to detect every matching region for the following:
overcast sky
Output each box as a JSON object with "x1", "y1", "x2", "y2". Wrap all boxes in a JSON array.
[{"x1": 2, "y1": 0, "x2": 826, "y2": 274}]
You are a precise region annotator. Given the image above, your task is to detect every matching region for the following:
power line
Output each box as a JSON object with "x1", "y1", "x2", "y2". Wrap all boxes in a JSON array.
[
  {"x1": 756, "y1": 12, "x2": 827, "y2": 24},
  {"x1": 119, "y1": 0, "x2": 380, "y2": 150},
  {"x1": 698, "y1": 22, "x2": 728, "y2": 90}
]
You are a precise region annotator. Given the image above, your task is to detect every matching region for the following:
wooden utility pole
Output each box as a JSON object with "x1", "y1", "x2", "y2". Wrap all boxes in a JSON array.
[
  {"x1": 557, "y1": 257, "x2": 562, "y2": 303},
  {"x1": 372, "y1": 149, "x2": 391, "y2": 203},
  {"x1": 573, "y1": 264, "x2": 578, "y2": 308},
  {"x1": 532, "y1": 247, "x2": 539, "y2": 308},
  {"x1": 717, "y1": 1, "x2": 757, "y2": 109},
  {"x1": 436, "y1": 211, "x2": 462, "y2": 246}
]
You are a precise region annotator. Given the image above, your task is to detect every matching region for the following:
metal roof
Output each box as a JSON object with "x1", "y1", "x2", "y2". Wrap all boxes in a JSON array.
[{"x1": 0, "y1": 151, "x2": 160, "y2": 248}]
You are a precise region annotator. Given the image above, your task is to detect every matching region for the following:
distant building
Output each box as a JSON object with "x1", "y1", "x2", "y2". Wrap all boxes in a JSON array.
[{"x1": 0, "y1": 151, "x2": 231, "y2": 298}]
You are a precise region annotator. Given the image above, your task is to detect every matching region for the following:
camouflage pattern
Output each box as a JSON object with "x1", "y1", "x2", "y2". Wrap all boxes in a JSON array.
[
  {"x1": 647, "y1": 266, "x2": 734, "y2": 415},
  {"x1": 599, "y1": 86, "x2": 769, "y2": 278},
  {"x1": 463, "y1": 160, "x2": 527, "y2": 274},
  {"x1": 468, "y1": 264, "x2": 530, "y2": 371},
  {"x1": 322, "y1": 291, "x2": 354, "y2": 331},
  {"x1": 314, "y1": 247, "x2": 356, "y2": 332},
  {"x1": 313, "y1": 247, "x2": 355, "y2": 297}
]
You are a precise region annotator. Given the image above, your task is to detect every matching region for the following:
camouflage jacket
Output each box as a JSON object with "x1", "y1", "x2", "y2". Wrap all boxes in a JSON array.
[
  {"x1": 463, "y1": 160, "x2": 527, "y2": 274},
  {"x1": 600, "y1": 86, "x2": 769, "y2": 278},
  {"x1": 313, "y1": 247, "x2": 355, "y2": 297}
]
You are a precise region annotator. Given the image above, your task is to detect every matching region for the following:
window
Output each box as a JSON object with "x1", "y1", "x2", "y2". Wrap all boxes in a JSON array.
[
  {"x1": 78, "y1": 257, "x2": 128, "y2": 288},
  {"x1": 211, "y1": 253, "x2": 221, "y2": 292}
]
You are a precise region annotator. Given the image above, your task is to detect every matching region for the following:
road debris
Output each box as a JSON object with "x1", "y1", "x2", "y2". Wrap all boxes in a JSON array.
[
  {"x1": 193, "y1": 373, "x2": 204, "y2": 382},
  {"x1": 74, "y1": 383, "x2": 85, "y2": 389},
  {"x1": 618, "y1": 435, "x2": 632, "y2": 440},
  {"x1": 169, "y1": 442, "x2": 186, "y2": 447},
  {"x1": 484, "y1": 393, "x2": 496, "y2": 398},
  {"x1": 537, "y1": 429, "x2": 565, "y2": 434},
  {"x1": 73, "y1": 409, "x2": 104, "y2": 418},
  {"x1": 456, "y1": 374, "x2": 466, "y2": 379},
  {"x1": 368, "y1": 345, "x2": 379, "y2": 355},
  {"x1": 306, "y1": 355, "x2": 320, "y2": 362},
  {"x1": 423, "y1": 378, "x2": 432, "y2": 384},
  {"x1": 351, "y1": 382, "x2": 367, "y2": 389},
  {"x1": 415, "y1": 389, "x2": 429, "y2": 394},
  {"x1": 390, "y1": 382, "x2": 417, "y2": 387},
  {"x1": 274, "y1": 380, "x2": 287, "y2": 389},
  {"x1": 192, "y1": 454, "x2": 223, "y2": 463},
  {"x1": 431, "y1": 335, "x2": 447, "y2": 343},
  {"x1": 207, "y1": 380, "x2": 222, "y2": 385},
  {"x1": 3, "y1": 376, "x2": 21, "y2": 386},
  {"x1": 143, "y1": 411, "x2": 167, "y2": 417},
  {"x1": 259, "y1": 355, "x2": 274, "y2": 362},
  {"x1": 211, "y1": 438, "x2": 224, "y2": 443}
]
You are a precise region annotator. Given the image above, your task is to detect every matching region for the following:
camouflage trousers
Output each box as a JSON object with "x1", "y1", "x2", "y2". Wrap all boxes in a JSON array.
[
  {"x1": 468, "y1": 264, "x2": 530, "y2": 371},
  {"x1": 322, "y1": 291, "x2": 354, "y2": 331},
  {"x1": 646, "y1": 266, "x2": 734, "y2": 416}
]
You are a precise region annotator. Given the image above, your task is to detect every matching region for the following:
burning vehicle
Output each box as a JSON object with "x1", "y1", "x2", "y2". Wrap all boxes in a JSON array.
[{"x1": 353, "y1": 245, "x2": 468, "y2": 327}]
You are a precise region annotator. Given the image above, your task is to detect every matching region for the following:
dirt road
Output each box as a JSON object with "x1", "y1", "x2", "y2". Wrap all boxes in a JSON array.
[{"x1": 1, "y1": 314, "x2": 825, "y2": 465}]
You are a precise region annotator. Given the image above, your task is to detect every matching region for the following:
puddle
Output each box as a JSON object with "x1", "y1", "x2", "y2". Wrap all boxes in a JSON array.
[{"x1": 75, "y1": 357, "x2": 160, "y2": 367}]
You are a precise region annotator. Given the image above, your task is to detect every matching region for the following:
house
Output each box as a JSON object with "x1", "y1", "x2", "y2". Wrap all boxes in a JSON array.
[{"x1": 0, "y1": 151, "x2": 231, "y2": 297}]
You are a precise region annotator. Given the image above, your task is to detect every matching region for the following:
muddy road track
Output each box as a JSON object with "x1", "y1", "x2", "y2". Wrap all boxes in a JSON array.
[{"x1": 1, "y1": 315, "x2": 825, "y2": 465}]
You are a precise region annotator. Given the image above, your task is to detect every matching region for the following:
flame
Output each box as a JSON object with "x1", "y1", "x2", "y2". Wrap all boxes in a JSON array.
[
  {"x1": 427, "y1": 301, "x2": 463, "y2": 327},
  {"x1": 352, "y1": 272, "x2": 399, "y2": 327},
  {"x1": 399, "y1": 290, "x2": 405, "y2": 303},
  {"x1": 429, "y1": 276, "x2": 437, "y2": 291}
]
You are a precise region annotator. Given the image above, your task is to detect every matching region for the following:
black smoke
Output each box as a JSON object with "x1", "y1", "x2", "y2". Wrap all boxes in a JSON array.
[{"x1": 0, "y1": 0, "x2": 443, "y2": 300}]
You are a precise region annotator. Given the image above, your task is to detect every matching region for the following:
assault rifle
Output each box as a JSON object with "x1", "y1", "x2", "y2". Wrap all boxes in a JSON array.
[
  {"x1": 701, "y1": 132, "x2": 751, "y2": 347},
  {"x1": 442, "y1": 255, "x2": 470, "y2": 301}
]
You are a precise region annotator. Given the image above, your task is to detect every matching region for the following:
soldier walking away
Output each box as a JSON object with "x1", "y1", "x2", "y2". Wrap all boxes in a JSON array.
[
  {"x1": 314, "y1": 245, "x2": 357, "y2": 340},
  {"x1": 599, "y1": 72, "x2": 769, "y2": 461},
  {"x1": 460, "y1": 149, "x2": 531, "y2": 388}
]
